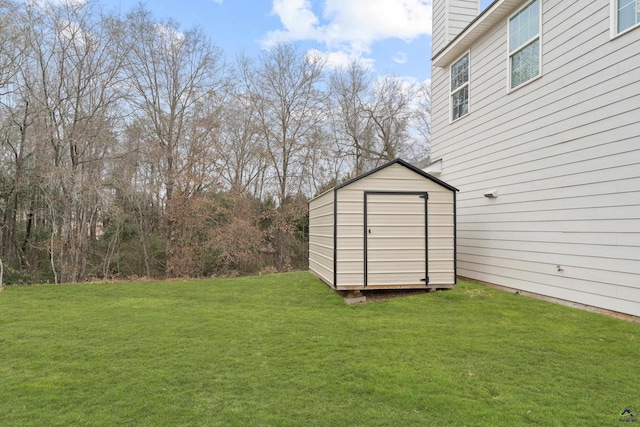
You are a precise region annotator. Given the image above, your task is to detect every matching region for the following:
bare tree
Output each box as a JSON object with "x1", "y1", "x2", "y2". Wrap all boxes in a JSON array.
[
  {"x1": 122, "y1": 6, "x2": 226, "y2": 277},
  {"x1": 299, "y1": 123, "x2": 344, "y2": 197},
  {"x1": 217, "y1": 90, "x2": 267, "y2": 197},
  {"x1": 236, "y1": 43, "x2": 325, "y2": 270},
  {"x1": 328, "y1": 59, "x2": 374, "y2": 176},
  {"x1": 0, "y1": 2, "x2": 432, "y2": 283},
  {"x1": 0, "y1": 88, "x2": 34, "y2": 273},
  {"x1": 0, "y1": 1, "x2": 127, "y2": 283},
  {"x1": 328, "y1": 63, "x2": 428, "y2": 174},
  {"x1": 0, "y1": 0, "x2": 29, "y2": 279},
  {"x1": 238, "y1": 43, "x2": 326, "y2": 203},
  {"x1": 363, "y1": 75, "x2": 415, "y2": 163},
  {"x1": 412, "y1": 81, "x2": 432, "y2": 160},
  {"x1": 0, "y1": 0, "x2": 23, "y2": 94}
]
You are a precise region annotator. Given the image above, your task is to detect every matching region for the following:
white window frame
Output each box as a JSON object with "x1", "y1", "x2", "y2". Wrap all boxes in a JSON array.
[
  {"x1": 450, "y1": 52, "x2": 470, "y2": 123},
  {"x1": 507, "y1": 0, "x2": 542, "y2": 92},
  {"x1": 611, "y1": 0, "x2": 640, "y2": 38}
]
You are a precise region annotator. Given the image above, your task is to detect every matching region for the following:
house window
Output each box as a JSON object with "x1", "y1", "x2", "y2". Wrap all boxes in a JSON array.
[
  {"x1": 450, "y1": 53, "x2": 469, "y2": 121},
  {"x1": 508, "y1": 0, "x2": 541, "y2": 90},
  {"x1": 617, "y1": 0, "x2": 640, "y2": 34}
]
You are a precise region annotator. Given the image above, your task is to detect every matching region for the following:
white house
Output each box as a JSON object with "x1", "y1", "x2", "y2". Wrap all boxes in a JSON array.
[{"x1": 428, "y1": 0, "x2": 640, "y2": 316}]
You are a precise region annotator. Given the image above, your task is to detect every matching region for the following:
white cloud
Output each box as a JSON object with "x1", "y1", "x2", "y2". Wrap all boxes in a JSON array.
[
  {"x1": 322, "y1": 0, "x2": 432, "y2": 50},
  {"x1": 264, "y1": 0, "x2": 432, "y2": 53},
  {"x1": 154, "y1": 23, "x2": 185, "y2": 42},
  {"x1": 58, "y1": 19, "x2": 86, "y2": 44},
  {"x1": 212, "y1": 0, "x2": 223, "y2": 3},
  {"x1": 263, "y1": 0, "x2": 431, "y2": 75},
  {"x1": 153, "y1": 23, "x2": 186, "y2": 54},
  {"x1": 26, "y1": 0, "x2": 86, "y2": 7},
  {"x1": 306, "y1": 48, "x2": 374, "y2": 71},
  {"x1": 265, "y1": 0, "x2": 322, "y2": 45},
  {"x1": 393, "y1": 51, "x2": 407, "y2": 64}
]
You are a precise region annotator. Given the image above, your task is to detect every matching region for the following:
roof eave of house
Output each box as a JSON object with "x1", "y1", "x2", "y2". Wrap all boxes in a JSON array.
[{"x1": 432, "y1": 0, "x2": 525, "y2": 68}]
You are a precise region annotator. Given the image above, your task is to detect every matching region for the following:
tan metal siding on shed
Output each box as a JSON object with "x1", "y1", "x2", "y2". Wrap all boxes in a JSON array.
[
  {"x1": 308, "y1": 189, "x2": 334, "y2": 286},
  {"x1": 335, "y1": 163, "x2": 456, "y2": 287},
  {"x1": 430, "y1": 0, "x2": 640, "y2": 316},
  {"x1": 366, "y1": 193, "x2": 427, "y2": 286}
]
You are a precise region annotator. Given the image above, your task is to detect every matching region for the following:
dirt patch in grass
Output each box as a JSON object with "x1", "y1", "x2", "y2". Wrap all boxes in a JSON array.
[
  {"x1": 363, "y1": 289, "x2": 436, "y2": 301},
  {"x1": 336, "y1": 288, "x2": 447, "y2": 302},
  {"x1": 463, "y1": 288, "x2": 491, "y2": 298}
]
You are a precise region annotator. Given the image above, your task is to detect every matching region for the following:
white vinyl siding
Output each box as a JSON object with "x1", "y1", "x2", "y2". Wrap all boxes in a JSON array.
[
  {"x1": 508, "y1": 0, "x2": 541, "y2": 89},
  {"x1": 432, "y1": 0, "x2": 449, "y2": 55},
  {"x1": 432, "y1": 0, "x2": 480, "y2": 55},
  {"x1": 448, "y1": 0, "x2": 482, "y2": 40},
  {"x1": 616, "y1": 0, "x2": 640, "y2": 34},
  {"x1": 430, "y1": 0, "x2": 640, "y2": 316},
  {"x1": 451, "y1": 53, "x2": 470, "y2": 121}
]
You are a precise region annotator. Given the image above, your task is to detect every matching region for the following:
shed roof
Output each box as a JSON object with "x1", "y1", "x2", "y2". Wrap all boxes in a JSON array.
[{"x1": 334, "y1": 158, "x2": 459, "y2": 192}]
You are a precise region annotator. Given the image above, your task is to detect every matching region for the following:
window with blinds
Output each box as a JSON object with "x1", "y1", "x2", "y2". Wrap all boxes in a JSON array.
[
  {"x1": 508, "y1": 0, "x2": 540, "y2": 90},
  {"x1": 450, "y1": 53, "x2": 469, "y2": 121},
  {"x1": 617, "y1": 0, "x2": 640, "y2": 34}
]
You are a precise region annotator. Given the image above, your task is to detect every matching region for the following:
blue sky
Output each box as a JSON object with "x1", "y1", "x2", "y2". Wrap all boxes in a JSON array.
[{"x1": 100, "y1": 0, "x2": 495, "y2": 82}]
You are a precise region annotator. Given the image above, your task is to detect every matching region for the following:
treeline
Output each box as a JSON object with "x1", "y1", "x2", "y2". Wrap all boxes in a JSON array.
[{"x1": 0, "y1": 0, "x2": 431, "y2": 284}]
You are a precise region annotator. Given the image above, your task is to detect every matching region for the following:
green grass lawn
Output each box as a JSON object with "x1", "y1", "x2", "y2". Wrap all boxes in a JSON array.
[{"x1": 1, "y1": 272, "x2": 639, "y2": 426}]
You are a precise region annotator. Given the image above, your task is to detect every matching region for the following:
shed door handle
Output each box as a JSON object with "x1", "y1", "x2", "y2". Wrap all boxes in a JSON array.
[{"x1": 368, "y1": 228, "x2": 371, "y2": 234}]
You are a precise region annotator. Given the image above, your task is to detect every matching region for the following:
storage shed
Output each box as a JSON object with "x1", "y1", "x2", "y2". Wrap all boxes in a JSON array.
[{"x1": 309, "y1": 158, "x2": 459, "y2": 291}]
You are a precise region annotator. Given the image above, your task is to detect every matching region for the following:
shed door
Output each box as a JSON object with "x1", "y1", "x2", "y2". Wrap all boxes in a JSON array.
[{"x1": 365, "y1": 192, "x2": 428, "y2": 286}]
